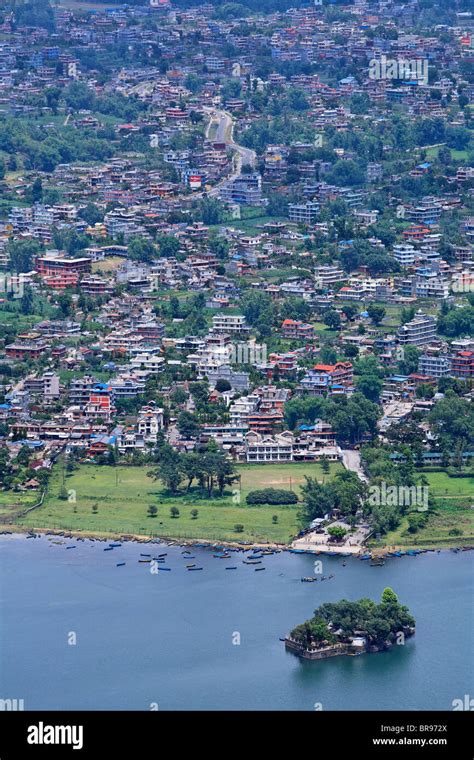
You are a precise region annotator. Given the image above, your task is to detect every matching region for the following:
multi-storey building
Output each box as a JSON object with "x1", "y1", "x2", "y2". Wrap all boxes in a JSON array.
[
  {"x1": 245, "y1": 430, "x2": 294, "y2": 462},
  {"x1": 392, "y1": 243, "x2": 416, "y2": 267},
  {"x1": 397, "y1": 312, "x2": 437, "y2": 346},
  {"x1": 314, "y1": 265, "x2": 346, "y2": 288},
  {"x1": 137, "y1": 404, "x2": 164, "y2": 443},
  {"x1": 211, "y1": 314, "x2": 250, "y2": 336},
  {"x1": 450, "y1": 351, "x2": 474, "y2": 380},
  {"x1": 281, "y1": 319, "x2": 314, "y2": 340},
  {"x1": 24, "y1": 371, "x2": 60, "y2": 400},
  {"x1": 288, "y1": 200, "x2": 319, "y2": 224},
  {"x1": 418, "y1": 354, "x2": 451, "y2": 378},
  {"x1": 300, "y1": 362, "x2": 353, "y2": 395}
]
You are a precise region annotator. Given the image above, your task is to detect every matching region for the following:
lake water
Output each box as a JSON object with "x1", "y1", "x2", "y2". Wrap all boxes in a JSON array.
[{"x1": 0, "y1": 535, "x2": 472, "y2": 710}]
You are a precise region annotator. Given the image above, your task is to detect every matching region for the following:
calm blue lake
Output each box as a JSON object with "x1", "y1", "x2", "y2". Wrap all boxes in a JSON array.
[{"x1": 0, "y1": 535, "x2": 472, "y2": 710}]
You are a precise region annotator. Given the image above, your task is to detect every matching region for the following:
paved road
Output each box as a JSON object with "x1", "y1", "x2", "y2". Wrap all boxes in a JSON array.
[
  {"x1": 341, "y1": 449, "x2": 368, "y2": 483},
  {"x1": 124, "y1": 83, "x2": 256, "y2": 198},
  {"x1": 203, "y1": 107, "x2": 256, "y2": 196}
]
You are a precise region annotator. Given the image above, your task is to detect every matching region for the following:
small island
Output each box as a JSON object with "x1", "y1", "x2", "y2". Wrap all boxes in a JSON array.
[{"x1": 285, "y1": 588, "x2": 415, "y2": 660}]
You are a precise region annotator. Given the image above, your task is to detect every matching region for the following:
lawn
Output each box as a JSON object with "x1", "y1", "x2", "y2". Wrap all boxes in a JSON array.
[
  {"x1": 423, "y1": 471, "x2": 474, "y2": 499},
  {"x1": 370, "y1": 470, "x2": 474, "y2": 549},
  {"x1": 374, "y1": 503, "x2": 474, "y2": 549},
  {"x1": 17, "y1": 461, "x2": 342, "y2": 544},
  {"x1": 0, "y1": 490, "x2": 39, "y2": 520}
]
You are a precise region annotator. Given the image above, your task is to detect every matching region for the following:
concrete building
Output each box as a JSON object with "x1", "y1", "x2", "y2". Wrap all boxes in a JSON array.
[
  {"x1": 418, "y1": 354, "x2": 451, "y2": 378},
  {"x1": 397, "y1": 312, "x2": 437, "y2": 346},
  {"x1": 245, "y1": 430, "x2": 294, "y2": 462}
]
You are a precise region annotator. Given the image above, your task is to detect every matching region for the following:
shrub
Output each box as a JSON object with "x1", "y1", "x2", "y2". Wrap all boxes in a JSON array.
[{"x1": 246, "y1": 488, "x2": 298, "y2": 505}]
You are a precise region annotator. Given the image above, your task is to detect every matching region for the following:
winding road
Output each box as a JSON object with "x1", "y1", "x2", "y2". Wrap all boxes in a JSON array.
[{"x1": 203, "y1": 106, "x2": 256, "y2": 196}]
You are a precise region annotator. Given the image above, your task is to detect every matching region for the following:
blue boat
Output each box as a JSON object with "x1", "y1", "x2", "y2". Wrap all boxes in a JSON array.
[
  {"x1": 188, "y1": 567, "x2": 203, "y2": 571},
  {"x1": 157, "y1": 567, "x2": 171, "y2": 571},
  {"x1": 360, "y1": 554, "x2": 371, "y2": 560},
  {"x1": 104, "y1": 547, "x2": 114, "y2": 551},
  {"x1": 116, "y1": 562, "x2": 126, "y2": 567},
  {"x1": 66, "y1": 546, "x2": 76, "y2": 550},
  {"x1": 140, "y1": 553, "x2": 151, "y2": 557},
  {"x1": 109, "y1": 543, "x2": 121, "y2": 548},
  {"x1": 255, "y1": 567, "x2": 266, "y2": 571},
  {"x1": 225, "y1": 566, "x2": 237, "y2": 570}
]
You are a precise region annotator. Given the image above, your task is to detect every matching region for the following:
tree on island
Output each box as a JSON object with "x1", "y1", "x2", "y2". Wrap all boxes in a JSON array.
[
  {"x1": 170, "y1": 506, "x2": 180, "y2": 519},
  {"x1": 290, "y1": 619, "x2": 336, "y2": 649},
  {"x1": 290, "y1": 589, "x2": 415, "y2": 652},
  {"x1": 148, "y1": 505, "x2": 158, "y2": 518}
]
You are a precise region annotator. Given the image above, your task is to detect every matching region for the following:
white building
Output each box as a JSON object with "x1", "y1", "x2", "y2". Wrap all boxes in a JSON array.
[{"x1": 245, "y1": 430, "x2": 294, "y2": 462}]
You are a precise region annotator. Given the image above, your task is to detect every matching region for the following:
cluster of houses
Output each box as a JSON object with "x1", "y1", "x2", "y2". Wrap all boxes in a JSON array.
[{"x1": 0, "y1": 0, "x2": 472, "y2": 488}]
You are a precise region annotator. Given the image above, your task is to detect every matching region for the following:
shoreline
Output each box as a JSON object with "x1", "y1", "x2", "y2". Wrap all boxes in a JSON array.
[
  {"x1": 0, "y1": 524, "x2": 289, "y2": 551},
  {"x1": 1, "y1": 523, "x2": 473, "y2": 557}
]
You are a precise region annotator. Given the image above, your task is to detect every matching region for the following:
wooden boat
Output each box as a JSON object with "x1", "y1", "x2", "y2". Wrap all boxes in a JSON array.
[{"x1": 138, "y1": 559, "x2": 151, "y2": 563}]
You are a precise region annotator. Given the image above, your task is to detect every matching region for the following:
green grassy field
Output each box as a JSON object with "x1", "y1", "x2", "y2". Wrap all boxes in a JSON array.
[
  {"x1": 371, "y1": 471, "x2": 474, "y2": 549},
  {"x1": 375, "y1": 503, "x2": 474, "y2": 549},
  {"x1": 424, "y1": 471, "x2": 474, "y2": 499},
  {"x1": 16, "y1": 461, "x2": 342, "y2": 543},
  {"x1": 0, "y1": 490, "x2": 38, "y2": 519}
]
